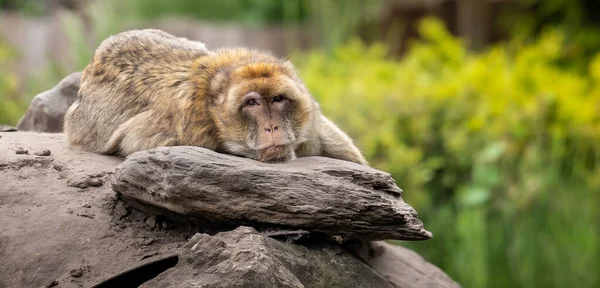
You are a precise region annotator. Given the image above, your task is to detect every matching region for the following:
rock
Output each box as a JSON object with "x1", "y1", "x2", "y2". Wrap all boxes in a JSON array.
[
  {"x1": 112, "y1": 146, "x2": 432, "y2": 241},
  {"x1": 0, "y1": 125, "x2": 17, "y2": 132},
  {"x1": 145, "y1": 215, "x2": 157, "y2": 229},
  {"x1": 352, "y1": 241, "x2": 462, "y2": 288},
  {"x1": 69, "y1": 268, "x2": 84, "y2": 278},
  {"x1": 88, "y1": 178, "x2": 103, "y2": 187},
  {"x1": 67, "y1": 173, "x2": 105, "y2": 189},
  {"x1": 15, "y1": 147, "x2": 29, "y2": 155},
  {"x1": 0, "y1": 132, "x2": 183, "y2": 288},
  {"x1": 143, "y1": 238, "x2": 155, "y2": 246},
  {"x1": 46, "y1": 279, "x2": 59, "y2": 287},
  {"x1": 161, "y1": 221, "x2": 170, "y2": 230},
  {"x1": 34, "y1": 149, "x2": 52, "y2": 156},
  {"x1": 16, "y1": 72, "x2": 81, "y2": 133},
  {"x1": 113, "y1": 201, "x2": 129, "y2": 220},
  {"x1": 141, "y1": 226, "x2": 393, "y2": 288},
  {"x1": 77, "y1": 212, "x2": 95, "y2": 219},
  {"x1": 0, "y1": 132, "x2": 458, "y2": 288}
]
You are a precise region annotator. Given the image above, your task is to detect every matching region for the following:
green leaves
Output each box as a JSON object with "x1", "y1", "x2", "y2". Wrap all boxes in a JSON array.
[
  {"x1": 458, "y1": 185, "x2": 491, "y2": 208},
  {"x1": 295, "y1": 17, "x2": 600, "y2": 288},
  {"x1": 0, "y1": 39, "x2": 27, "y2": 126}
]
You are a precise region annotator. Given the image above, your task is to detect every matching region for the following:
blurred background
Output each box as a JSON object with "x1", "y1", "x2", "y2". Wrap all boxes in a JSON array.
[{"x1": 1, "y1": 0, "x2": 599, "y2": 287}]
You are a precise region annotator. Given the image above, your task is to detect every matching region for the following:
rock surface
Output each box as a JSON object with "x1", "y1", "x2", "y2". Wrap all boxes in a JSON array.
[
  {"x1": 353, "y1": 241, "x2": 461, "y2": 288},
  {"x1": 0, "y1": 132, "x2": 459, "y2": 288},
  {"x1": 112, "y1": 146, "x2": 432, "y2": 241},
  {"x1": 141, "y1": 226, "x2": 393, "y2": 288},
  {"x1": 0, "y1": 124, "x2": 17, "y2": 132},
  {"x1": 16, "y1": 71, "x2": 81, "y2": 132},
  {"x1": 0, "y1": 132, "x2": 187, "y2": 288}
]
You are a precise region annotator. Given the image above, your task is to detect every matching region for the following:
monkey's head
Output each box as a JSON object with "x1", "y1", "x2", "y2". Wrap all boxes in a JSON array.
[{"x1": 208, "y1": 53, "x2": 317, "y2": 163}]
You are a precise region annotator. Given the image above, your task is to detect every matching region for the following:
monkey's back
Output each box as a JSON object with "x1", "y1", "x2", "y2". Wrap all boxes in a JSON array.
[{"x1": 64, "y1": 29, "x2": 212, "y2": 154}]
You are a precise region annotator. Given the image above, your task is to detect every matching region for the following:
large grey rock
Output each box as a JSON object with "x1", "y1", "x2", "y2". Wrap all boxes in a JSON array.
[
  {"x1": 353, "y1": 241, "x2": 461, "y2": 288},
  {"x1": 141, "y1": 226, "x2": 393, "y2": 288},
  {"x1": 0, "y1": 132, "x2": 184, "y2": 288},
  {"x1": 0, "y1": 132, "x2": 458, "y2": 288},
  {"x1": 16, "y1": 71, "x2": 81, "y2": 132},
  {"x1": 112, "y1": 146, "x2": 432, "y2": 241}
]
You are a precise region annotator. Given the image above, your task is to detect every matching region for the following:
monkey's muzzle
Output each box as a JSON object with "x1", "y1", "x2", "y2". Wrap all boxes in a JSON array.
[{"x1": 258, "y1": 145, "x2": 294, "y2": 163}]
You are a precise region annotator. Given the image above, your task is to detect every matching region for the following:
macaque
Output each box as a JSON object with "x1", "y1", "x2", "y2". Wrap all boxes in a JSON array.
[{"x1": 64, "y1": 29, "x2": 367, "y2": 165}]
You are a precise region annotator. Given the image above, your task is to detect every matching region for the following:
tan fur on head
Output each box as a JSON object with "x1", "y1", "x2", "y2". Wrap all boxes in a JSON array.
[{"x1": 64, "y1": 29, "x2": 368, "y2": 165}]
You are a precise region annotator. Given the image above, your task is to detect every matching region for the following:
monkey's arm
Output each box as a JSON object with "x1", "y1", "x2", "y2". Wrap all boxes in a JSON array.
[
  {"x1": 318, "y1": 116, "x2": 368, "y2": 165},
  {"x1": 101, "y1": 110, "x2": 179, "y2": 156}
]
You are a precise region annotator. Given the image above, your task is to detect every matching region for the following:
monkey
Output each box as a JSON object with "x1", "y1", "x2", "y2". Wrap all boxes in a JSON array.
[{"x1": 63, "y1": 29, "x2": 368, "y2": 165}]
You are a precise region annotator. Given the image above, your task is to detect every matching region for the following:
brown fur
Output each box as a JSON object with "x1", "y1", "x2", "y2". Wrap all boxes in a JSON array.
[{"x1": 64, "y1": 29, "x2": 367, "y2": 165}]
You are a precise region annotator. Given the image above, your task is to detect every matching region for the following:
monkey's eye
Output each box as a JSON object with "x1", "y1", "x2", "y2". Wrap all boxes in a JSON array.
[
  {"x1": 272, "y1": 95, "x2": 285, "y2": 102},
  {"x1": 245, "y1": 99, "x2": 259, "y2": 106}
]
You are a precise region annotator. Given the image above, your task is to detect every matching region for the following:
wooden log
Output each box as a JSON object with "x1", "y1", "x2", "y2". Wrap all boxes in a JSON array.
[{"x1": 112, "y1": 146, "x2": 433, "y2": 241}]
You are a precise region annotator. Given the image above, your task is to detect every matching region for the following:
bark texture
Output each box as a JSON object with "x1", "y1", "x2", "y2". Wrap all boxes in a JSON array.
[{"x1": 112, "y1": 146, "x2": 433, "y2": 241}]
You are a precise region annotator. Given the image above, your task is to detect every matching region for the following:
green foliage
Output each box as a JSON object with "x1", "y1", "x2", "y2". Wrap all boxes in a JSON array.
[
  {"x1": 501, "y1": 0, "x2": 600, "y2": 72},
  {"x1": 0, "y1": 0, "x2": 131, "y2": 125},
  {"x1": 0, "y1": 0, "x2": 44, "y2": 16},
  {"x1": 0, "y1": 0, "x2": 381, "y2": 126},
  {"x1": 294, "y1": 18, "x2": 600, "y2": 288},
  {"x1": 121, "y1": 0, "x2": 381, "y2": 51},
  {"x1": 123, "y1": 0, "x2": 308, "y2": 26},
  {"x1": 0, "y1": 39, "x2": 27, "y2": 126},
  {"x1": 59, "y1": 0, "x2": 130, "y2": 71}
]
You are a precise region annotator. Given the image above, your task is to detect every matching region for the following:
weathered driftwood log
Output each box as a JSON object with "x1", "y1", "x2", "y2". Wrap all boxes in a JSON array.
[
  {"x1": 112, "y1": 146, "x2": 432, "y2": 241},
  {"x1": 0, "y1": 132, "x2": 457, "y2": 288}
]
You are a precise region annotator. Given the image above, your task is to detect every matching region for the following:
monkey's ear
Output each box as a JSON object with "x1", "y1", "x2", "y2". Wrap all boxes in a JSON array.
[
  {"x1": 281, "y1": 60, "x2": 308, "y2": 92},
  {"x1": 209, "y1": 70, "x2": 231, "y2": 96},
  {"x1": 282, "y1": 60, "x2": 297, "y2": 72}
]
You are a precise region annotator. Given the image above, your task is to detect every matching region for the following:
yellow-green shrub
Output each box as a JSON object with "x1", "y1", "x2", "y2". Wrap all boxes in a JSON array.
[
  {"x1": 0, "y1": 40, "x2": 27, "y2": 126},
  {"x1": 294, "y1": 18, "x2": 600, "y2": 288}
]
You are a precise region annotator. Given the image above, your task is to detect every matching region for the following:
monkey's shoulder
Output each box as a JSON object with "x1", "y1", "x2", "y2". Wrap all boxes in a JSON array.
[
  {"x1": 80, "y1": 29, "x2": 212, "y2": 88},
  {"x1": 91, "y1": 29, "x2": 211, "y2": 67}
]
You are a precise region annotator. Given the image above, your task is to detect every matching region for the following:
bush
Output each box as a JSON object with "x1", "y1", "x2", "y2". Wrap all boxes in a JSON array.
[
  {"x1": 0, "y1": 39, "x2": 27, "y2": 126},
  {"x1": 294, "y1": 18, "x2": 600, "y2": 288}
]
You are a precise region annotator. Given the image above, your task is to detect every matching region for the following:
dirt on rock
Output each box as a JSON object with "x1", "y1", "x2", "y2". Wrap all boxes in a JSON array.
[{"x1": 0, "y1": 132, "x2": 190, "y2": 288}]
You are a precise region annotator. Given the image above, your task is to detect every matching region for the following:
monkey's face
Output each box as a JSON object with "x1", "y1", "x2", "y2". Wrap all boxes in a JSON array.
[{"x1": 212, "y1": 62, "x2": 314, "y2": 163}]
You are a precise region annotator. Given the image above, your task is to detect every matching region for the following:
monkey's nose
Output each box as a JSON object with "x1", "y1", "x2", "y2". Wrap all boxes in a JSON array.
[{"x1": 264, "y1": 126, "x2": 279, "y2": 134}]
